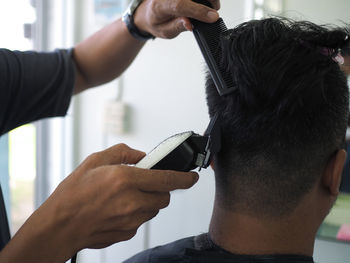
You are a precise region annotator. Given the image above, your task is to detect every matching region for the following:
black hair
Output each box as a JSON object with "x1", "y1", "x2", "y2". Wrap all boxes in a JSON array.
[{"x1": 206, "y1": 18, "x2": 350, "y2": 217}]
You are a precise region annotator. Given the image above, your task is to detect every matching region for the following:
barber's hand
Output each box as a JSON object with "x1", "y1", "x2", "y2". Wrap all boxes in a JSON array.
[
  {"x1": 47, "y1": 144, "x2": 198, "y2": 254},
  {"x1": 134, "y1": 0, "x2": 221, "y2": 39},
  {"x1": 1, "y1": 144, "x2": 198, "y2": 263}
]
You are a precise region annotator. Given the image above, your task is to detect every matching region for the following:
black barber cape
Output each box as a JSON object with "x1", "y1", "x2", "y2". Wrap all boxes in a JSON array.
[
  {"x1": 0, "y1": 48, "x2": 75, "y2": 250},
  {"x1": 124, "y1": 234, "x2": 314, "y2": 263}
]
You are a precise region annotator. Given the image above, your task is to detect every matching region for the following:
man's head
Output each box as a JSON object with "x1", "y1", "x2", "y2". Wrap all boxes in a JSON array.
[{"x1": 206, "y1": 18, "x2": 349, "y2": 218}]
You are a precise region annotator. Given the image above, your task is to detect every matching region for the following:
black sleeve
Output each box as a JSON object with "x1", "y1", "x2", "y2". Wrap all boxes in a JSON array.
[
  {"x1": 0, "y1": 48, "x2": 75, "y2": 135},
  {"x1": 123, "y1": 237, "x2": 196, "y2": 263}
]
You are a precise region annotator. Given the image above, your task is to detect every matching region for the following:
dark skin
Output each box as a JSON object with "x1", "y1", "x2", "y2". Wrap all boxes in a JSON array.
[
  {"x1": 209, "y1": 150, "x2": 346, "y2": 256},
  {"x1": 341, "y1": 55, "x2": 350, "y2": 77},
  {"x1": 0, "y1": 1, "x2": 221, "y2": 262}
]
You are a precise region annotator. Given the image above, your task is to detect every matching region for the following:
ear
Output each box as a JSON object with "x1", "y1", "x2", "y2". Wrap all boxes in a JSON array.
[
  {"x1": 322, "y1": 149, "x2": 347, "y2": 196},
  {"x1": 210, "y1": 160, "x2": 215, "y2": 169},
  {"x1": 340, "y1": 56, "x2": 350, "y2": 77}
]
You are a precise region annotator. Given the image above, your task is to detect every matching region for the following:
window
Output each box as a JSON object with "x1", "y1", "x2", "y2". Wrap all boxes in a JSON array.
[
  {"x1": 0, "y1": 0, "x2": 36, "y2": 235},
  {"x1": 254, "y1": 0, "x2": 284, "y2": 18},
  {"x1": 9, "y1": 126, "x2": 36, "y2": 234}
]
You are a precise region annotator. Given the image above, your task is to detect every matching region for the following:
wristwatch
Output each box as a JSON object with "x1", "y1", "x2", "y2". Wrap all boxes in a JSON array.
[{"x1": 122, "y1": 0, "x2": 155, "y2": 41}]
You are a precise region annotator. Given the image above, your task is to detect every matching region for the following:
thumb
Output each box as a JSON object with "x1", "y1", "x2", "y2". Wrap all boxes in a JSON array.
[
  {"x1": 83, "y1": 144, "x2": 146, "y2": 169},
  {"x1": 104, "y1": 144, "x2": 146, "y2": 165}
]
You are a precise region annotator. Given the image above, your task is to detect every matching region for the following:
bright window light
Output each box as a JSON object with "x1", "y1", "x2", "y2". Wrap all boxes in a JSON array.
[{"x1": 0, "y1": 0, "x2": 36, "y2": 235}]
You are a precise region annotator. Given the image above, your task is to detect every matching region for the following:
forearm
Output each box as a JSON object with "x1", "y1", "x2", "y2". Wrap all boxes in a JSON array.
[
  {"x1": 73, "y1": 18, "x2": 145, "y2": 94},
  {"x1": 0, "y1": 200, "x2": 76, "y2": 263},
  {"x1": 72, "y1": 0, "x2": 220, "y2": 94}
]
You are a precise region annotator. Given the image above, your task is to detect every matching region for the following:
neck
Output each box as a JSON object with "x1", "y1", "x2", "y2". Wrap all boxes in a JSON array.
[{"x1": 209, "y1": 198, "x2": 319, "y2": 257}]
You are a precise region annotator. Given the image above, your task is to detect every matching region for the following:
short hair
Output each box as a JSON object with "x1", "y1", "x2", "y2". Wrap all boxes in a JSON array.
[{"x1": 206, "y1": 18, "x2": 350, "y2": 217}]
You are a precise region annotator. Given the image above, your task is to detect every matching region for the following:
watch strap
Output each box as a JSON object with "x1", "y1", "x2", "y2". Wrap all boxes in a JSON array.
[{"x1": 122, "y1": 10, "x2": 155, "y2": 41}]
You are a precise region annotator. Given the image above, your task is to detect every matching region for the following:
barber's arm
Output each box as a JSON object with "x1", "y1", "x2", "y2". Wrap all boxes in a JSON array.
[
  {"x1": 73, "y1": 0, "x2": 220, "y2": 93},
  {"x1": 0, "y1": 144, "x2": 199, "y2": 263},
  {"x1": 0, "y1": 1, "x2": 220, "y2": 262}
]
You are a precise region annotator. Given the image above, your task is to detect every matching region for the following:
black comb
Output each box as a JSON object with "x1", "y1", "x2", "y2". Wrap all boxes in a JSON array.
[{"x1": 191, "y1": 0, "x2": 236, "y2": 96}]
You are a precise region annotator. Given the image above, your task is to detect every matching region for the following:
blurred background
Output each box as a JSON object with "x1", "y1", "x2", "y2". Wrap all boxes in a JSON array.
[{"x1": 0, "y1": 0, "x2": 349, "y2": 262}]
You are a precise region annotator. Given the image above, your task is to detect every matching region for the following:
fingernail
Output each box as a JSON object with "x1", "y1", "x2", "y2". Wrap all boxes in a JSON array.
[
  {"x1": 182, "y1": 21, "x2": 188, "y2": 31},
  {"x1": 192, "y1": 173, "x2": 199, "y2": 184},
  {"x1": 207, "y1": 11, "x2": 219, "y2": 21},
  {"x1": 182, "y1": 21, "x2": 193, "y2": 32}
]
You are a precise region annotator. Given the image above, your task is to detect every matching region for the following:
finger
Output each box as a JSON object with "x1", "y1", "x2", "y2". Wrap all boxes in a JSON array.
[
  {"x1": 102, "y1": 189, "x2": 170, "y2": 218},
  {"x1": 208, "y1": 0, "x2": 221, "y2": 10},
  {"x1": 131, "y1": 168, "x2": 199, "y2": 192},
  {"x1": 159, "y1": 0, "x2": 219, "y2": 23},
  {"x1": 108, "y1": 210, "x2": 160, "y2": 231},
  {"x1": 100, "y1": 207, "x2": 160, "y2": 233},
  {"x1": 88, "y1": 230, "x2": 138, "y2": 248},
  {"x1": 183, "y1": 18, "x2": 194, "y2": 31},
  {"x1": 84, "y1": 144, "x2": 146, "y2": 168},
  {"x1": 137, "y1": 192, "x2": 170, "y2": 212},
  {"x1": 103, "y1": 144, "x2": 146, "y2": 164},
  {"x1": 155, "y1": 17, "x2": 189, "y2": 39}
]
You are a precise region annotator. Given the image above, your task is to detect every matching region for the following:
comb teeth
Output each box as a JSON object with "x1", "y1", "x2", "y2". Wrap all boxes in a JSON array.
[{"x1": 191, "y1": 6, "x2": 236, "y2": 96}]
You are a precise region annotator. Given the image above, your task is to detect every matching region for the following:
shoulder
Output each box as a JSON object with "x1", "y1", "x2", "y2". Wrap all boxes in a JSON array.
[{"x1": 123, "y1": 236, "x2": 195, "y2": 263}]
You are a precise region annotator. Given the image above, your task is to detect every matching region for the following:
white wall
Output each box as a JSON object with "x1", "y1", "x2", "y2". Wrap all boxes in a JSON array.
[
  {"x1": 314, "y1": 239, "x2": 350, "y2": 263},
  {"x1": 284, "y1": 0, "x2": 350, "y2": 24},
  {"x1": 75, "y1": 1, "x2": 248, "y2": 262}
]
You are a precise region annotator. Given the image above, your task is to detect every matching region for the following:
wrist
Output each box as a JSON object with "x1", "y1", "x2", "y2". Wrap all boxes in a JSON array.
[
  {"x1": 0, "y1": 200, "x2": 76, "y2": 263},
  {"x1": 27, "y1": 200, "x2": 78, "y2": 261},
  {"x1": 133, "y1": 5, "x2": 150, "y2": 36},
  {"x1": 41, "y1": 189, "x2": 85, "y2": 258},
  {"x1": 122, "y1": 0, "x2": 155, "y2": 41}
]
